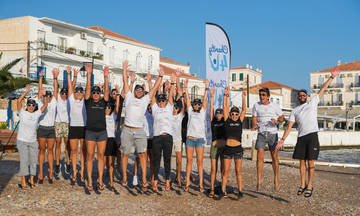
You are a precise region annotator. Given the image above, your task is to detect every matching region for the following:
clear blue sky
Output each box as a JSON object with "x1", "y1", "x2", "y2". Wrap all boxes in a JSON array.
[{"x1": 1, "y1": 0, "x2": 359, "y2": 90}]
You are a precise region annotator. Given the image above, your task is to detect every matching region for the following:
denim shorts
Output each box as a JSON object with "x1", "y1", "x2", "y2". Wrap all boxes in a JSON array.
[
  {"x1": 255, "y1": 132, "x2": 278, "y2": 150},
  {"x1": 85, "y1": 130, "x2": 107, "y2": 142},
  {"x1": 186, "y1": 137, "x2": 205, "y2": 148}
]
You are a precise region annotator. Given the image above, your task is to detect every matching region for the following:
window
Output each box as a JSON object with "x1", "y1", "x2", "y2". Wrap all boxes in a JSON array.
[
  {"x1": 318, "y1": 75, "x2": 324, "y2": 85},
  {"x1": 37, "y1": 30, "x2": 46, "y2": 42},
  {"x1": 232, "y1": 73, "x2": 236, "y2": 81},
  {"x1": 87, "y1": 41, "x2": 94, "y2": 56},
  {"x1": 123, "y1": 49, "x2": 129, "y2": 61},
  {"x1": 148, "y1": 55, "x2": 153, "y2": 72},
  {"x1": 109, "y1": 46, "x2": 115, "y2": 64},
  {"x1": 276, "y1": 98, "x2": 280, "y2": 105},
  {"x1": 355, "y1": 73, "x2": 360, "y2": 85},
  {"x1": 355, "y1": 92, "x2": 359, "y2": 104},
  {"x1": 58, "y1": 37, "x2": 67, "y2": 52},
  {"x1": 136, "y1": 52, "x2": 142, "y2": 72},
  {"x1": 239, "y1": 73, "x2": 243, "y2": 81},
  {"x1": 191, "y1": 86, "x2": 199, "y2": 101},
  {"x1": 270, "y1": 98, "x2": 274, "y2": 103}
]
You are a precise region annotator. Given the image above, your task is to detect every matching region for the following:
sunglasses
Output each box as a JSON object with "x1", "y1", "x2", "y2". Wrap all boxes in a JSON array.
[
  {"x1": 135, "y1": 88, "x2": 144, "y2": 92},
  {"x1": 259, "y1": 94, "x2": 267, "y2": 97},
  {"x1": 298, "y1": 94, "x2": 307, "y2": 98},
  {"x1": 158, "y1": 99, "x2": 166, "y2": 103},
  {"x1": 194, "y1": 103, "x2": 202, "y2": 106},
  {"x1": 231, "y1": 112, "x2": 239, "y2": 116},
  {"x1": 61, "y1": 92, "x2": 68, "y2": 95},
  {"x1": 92, "y1": 91, "x2": 100, "y2": 95},
  {"x1": 27, "y1": 104, "x2": 36, "y2": 107},
  {"x1": 75, "y1": 90, "x2": 83, "y2": 93},
  {"x1": 106, "y1": 106, "x2": 112, "y2": 109},
  {"x1": 216, "y1": 111, "x2": 223, "y2": 114}
]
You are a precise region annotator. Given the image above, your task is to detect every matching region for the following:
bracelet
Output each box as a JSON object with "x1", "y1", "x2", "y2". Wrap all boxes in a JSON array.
[
  {"x1": 53, "y1": 78, "x2": 57, "y2": 80},
  {"x1": 159, "y1": 75, "x2": 163, "y2": 78},
  {"x1": 330, "y1": 76, "x2": 335, "y2": 79},
  {"x1": 224, "y1": 94, "x2": 229, "y2": 97},
  {"x1": 205, "y1": 88, "x2": 210, "y2": 91},
  {"x1": 67, "y1": 71, "x2": 71, "y2": 74},
  {"x1": 117, "y1": 91, "x2": 121, "y2": 94},
  {"x1": 130, "y1": 81, "x2": 135, "y2": 84},
  {"x1": 171, "y1": 83, "x2": 175, "y2": 85},
  {"x1": 281, "y1": 138, "x2": 285, "y2": 141},
  {"x1": 74, "y1": 76, "x2": 77, "y2": 78}
]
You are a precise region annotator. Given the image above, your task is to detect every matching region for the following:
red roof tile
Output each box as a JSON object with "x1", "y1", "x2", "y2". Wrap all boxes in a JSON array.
[
  {"x1": 159, "y1": 64, "x2": 203, "y2": 81},
  {"x1": 231, "y1": 66, "x2": 247, "y2": 70},
  {"x1": 160, "y1": 56, "x2": 188, "y2": 67},
  {"x1": 250, "y1": 81, "x2": 297, "y2": 90},
  {"x1": 313, "y1": 61, "x2": 360, "y2": 73},
  {"x1": 88, "y1": 26, "x2": 159, "y2": 49}
]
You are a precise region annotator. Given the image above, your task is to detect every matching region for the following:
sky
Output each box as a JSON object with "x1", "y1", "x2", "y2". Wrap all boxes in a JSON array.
[{"x1": 1, "y1": 0, "x2": 360, "y2": 90}]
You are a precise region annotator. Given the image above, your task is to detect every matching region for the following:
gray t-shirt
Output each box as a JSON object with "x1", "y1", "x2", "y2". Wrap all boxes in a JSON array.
[
  {"x1": 252, "y1": 102, "x2": 283, "y2": 134},
  {"x1": 289, "y1": 95, "x2": 319, "y2": 137}
]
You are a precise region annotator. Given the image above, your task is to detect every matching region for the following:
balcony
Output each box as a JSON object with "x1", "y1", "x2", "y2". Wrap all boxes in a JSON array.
[
  {"x1": 318, "y1": 101, "x2": 344, "y2": 107},
  {"x1": 350, "y1": 82, "x2": 360, "y2": 91},
  {"x1": 38, "y1": 41, "x2": 103, "y2": 60},
  {"x1": 350, "y1": 100, "x2": 360, "y2": 107},
  {"x1": 312, "y1": 83, "x2": 343, "y2": 91}
]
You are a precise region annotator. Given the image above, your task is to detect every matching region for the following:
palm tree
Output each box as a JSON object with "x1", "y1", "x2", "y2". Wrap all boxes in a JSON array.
[{"x1": 0, "y1": 52, "x2": 33, "y2": 96}]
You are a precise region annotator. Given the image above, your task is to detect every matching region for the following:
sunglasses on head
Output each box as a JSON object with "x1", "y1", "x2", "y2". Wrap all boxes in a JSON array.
[
  {"x1": 298, "y1": 94, "x2": 307, "y2": 98},
  {"x1": 231, "y1": 112, "x2": 239, "y2": 116},
  {"x1": 92, "y1": 91, "x2": 100, "y2": 95}
]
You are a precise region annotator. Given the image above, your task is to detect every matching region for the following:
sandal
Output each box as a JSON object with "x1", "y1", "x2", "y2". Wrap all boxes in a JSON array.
[
  {"x1": 304, "y1": 188, "x2": 313, "y2": 198},
  {"x1": 71, "y1": 175, "x2": 77, "y2": 185},
  {"x1": 199, "y1": 186, "x2": 205, "y2": 193},
  {"x1": 37, "y1": 177, "x2": 44, "y2": 184},
  {"x1": 142, "y1": 182, "x2": 149, "y2": 192},
  {"x1": 30, "y1": 183, "x2": 36, "y2": 189},
  {"x1": 21, "y1": 184, "x2": 30, "y2": 190},
  {"x1": 97, "y1": 182, "x2": 105, "y2": 191},
  {"x1": 297, "y1": 187, "x2": 306, "y2": 195},
  {"x1": 165, "y1": 182, "x2": 171, "y2": 192},
  {"x1": 87, "y1": 184, "x2": 93, "y2": 191},
  {"x1": 209, "y1": 190, "x2": 215, "y2": 198},
  {"x1": 184, "y1": 186, "x2": 189, "y2": 192},
  {"x1": 121, "y1": 181, "x2": 128, "y2": 187}
]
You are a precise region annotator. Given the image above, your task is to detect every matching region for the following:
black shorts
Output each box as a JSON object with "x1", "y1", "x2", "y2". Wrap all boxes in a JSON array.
[
  {"x1": 223, "y1": 145, "x2": 243, "y2": 160},
  {"x1": 85, "y1": 130, "x2": 107, "y2": 142},
  {"x1": 293, "y1": 132, "x2": 320, "y2": 160},
  {"x1": 68, "y1": 126, "x2": 85, "y2": 139},
  {"x1": 37, "y1": 126, "x2": 56, "y2": 138},
  {"x1": 147, "y1": 139, "x2": 153, "y2": 149},
  {"x1": 105, "y1": 138, "x2": 117, "y2": 156}
]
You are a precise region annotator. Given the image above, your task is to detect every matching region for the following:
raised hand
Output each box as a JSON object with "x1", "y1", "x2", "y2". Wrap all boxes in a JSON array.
[
  {"x1": 146, "y1": 72, "x2": 151, "y2": 82},
  {"x1": 170, "y1": 72, "x2": 176, "y2": 83},
  {"x1": 123, "y1": 61, "x2": 130, "y2": 71},
  {"x1": 85, "y1": 63, "x2": 92, "y2": 74},
  {"x1": 331, "y1": 67, "x2": 340, "y2": 78},
  {"x1": 175, "y1": 68, "x2": 181, "y2": 77},
  {"x1": 224, "y1": 86, "x2": 230, "y2": 95},
  {"x1": 40, "y1": 88, "x2": 46, "y2": 96},
  {"x1": 25, "y1": 84, "x2": 31, "y2": 93},
  {"x1": 184, "y1": 79, "x2": 189, "y2": 88},
  {"x1": 52, "y1": 68, "x2": 59, "y2": 78},
  {"x1": 242, "y1": 91, "x2": 247, "y2": 98},
  {"x1": 205, "y1": 79, "x2": 210, "y2": 88},
  {"x1": 39, "y1": 70, "x2": 45, "y2": 77},
  {"x1": 73, "y1": 68, "x2": 79, "y2": 76},
  {"x1": 66, "y1": 66, "x2": 72, "y2": 73},
  {"x1": 115, "y1": 84, "x2": 120, "y2": 92},
  {"x1": 130, "y1": 73, "x2": 136, "y2": 83},
  {"x1": 210, "y1": 86, "x2": 216, "y2": 97},
  {"x1": 158, "y1": 67, "x2": 165, "y2": 76},
  {"x1": 103, "y1": 65, "x2": 110, "y2": 77}
]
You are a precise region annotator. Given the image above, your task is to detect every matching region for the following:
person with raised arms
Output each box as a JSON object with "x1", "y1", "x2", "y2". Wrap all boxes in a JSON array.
[
  {"x1": 66, "y1": 66, "x2": 87, "y2": 184},
  {"x1": 120, "y1": 61, "x2": 163, "y2": 191},
  {"x1": 84, "y1": 64, "x2": 110, "y2": 192},
  {"x1": 183, "y1": 78, "x2": 209, "y2": 193},
  {"x1": 151, "y1": 72, "x2": 176, "y2": 192},
  {"x1": 277, "y1": 68, "x2": 340, "y2": 198},
  {"x1": 208, "y1": 86, "x2": 226, "y2": 198},
  {"x1": 37, "y1": 69, "x2": 58, "y2": 184},
  {"x1": 220, "y1": 87, "x2": 246, "y2": 199},
  {"x1": 16, "y1": 85, "x2": 48, "y2": 189},
  {"x1": 252, "y1": 87, "x2": 284, "y2": 191},
  {"x1": 54, "y1": 68, "x2": 71, "y2": 177}
]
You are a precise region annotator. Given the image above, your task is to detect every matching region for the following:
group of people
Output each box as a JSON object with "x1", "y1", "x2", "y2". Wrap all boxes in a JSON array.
[{"x1": 15, "y1": 60, "x2": 340, "y2": 199}]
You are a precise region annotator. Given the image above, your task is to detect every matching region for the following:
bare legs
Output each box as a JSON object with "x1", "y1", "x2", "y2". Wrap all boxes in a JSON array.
[
  {"x1": 256, "y1": 148, "x2": 264, "y2": 190},
  {"x1": 70, "y1": 138, "x2": 86, "y2": 180},
  {"x1": 55, "y1": 137, "x2": 70, "y2": 168},
  {"x1": 175, "y1": 151, "x2": 182, "y2": 186},
  {"x1": 38, "y1": 138, "x2": 55, "y2": 180},
  {"x1": 257, "y1": 148, "x2": 279, "y2": 190},
  {"x1": 221, "y1": 158, "x2": 242, "y2": 194},
  {"x1": 300, "y1": 160, "x2": 315, "y2": 189},
  {"x1": 86, "y1": 140, "x2": 106, "y2": 187},
  {"x1": 185, "y1": 147, "x2": 204, "y2": 191},
  {"x1": 271, "y1": 149, "x2": 280, "y2": 190},
  {"x1": 210, "y1": 158, "x2": 223, "y2": 191}
]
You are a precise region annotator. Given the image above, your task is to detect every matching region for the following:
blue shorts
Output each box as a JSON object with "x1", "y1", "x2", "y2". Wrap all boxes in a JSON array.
[{"x1": 186, "y1": 138, "x2": 205, "y2": 148}]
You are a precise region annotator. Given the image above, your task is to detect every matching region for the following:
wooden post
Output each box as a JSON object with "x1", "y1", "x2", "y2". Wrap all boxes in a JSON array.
[{"x1": 251, "y1": 139, "x2": 257, "y2": 161}]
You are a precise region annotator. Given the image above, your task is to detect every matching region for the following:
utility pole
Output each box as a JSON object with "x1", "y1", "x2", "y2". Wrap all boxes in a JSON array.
[{"x1": 26, "y1": 41, "x2": 30, "y2": 78}]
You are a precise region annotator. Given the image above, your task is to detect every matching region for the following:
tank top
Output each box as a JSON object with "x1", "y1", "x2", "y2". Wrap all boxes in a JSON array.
[
  {"x1": 211, "y1": 118, "x2": 225, "y2": 141},
  {"x1": 225, "y1": 118, "x2": 242, "y2": 142}
]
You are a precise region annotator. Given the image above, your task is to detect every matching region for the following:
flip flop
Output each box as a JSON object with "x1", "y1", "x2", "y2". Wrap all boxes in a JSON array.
[
  {"x1": 297, "y1": 187, "x2": 306, "y2": 195},
  {"x1": 304, "y1": 188, "x2": 313, "y2": 198},
  {"x1": 209, "y1": 190, "x2": 215, "y2": 198},
  {"x1": 21, "y1": 184, "x2": 30, "y2": 190}
]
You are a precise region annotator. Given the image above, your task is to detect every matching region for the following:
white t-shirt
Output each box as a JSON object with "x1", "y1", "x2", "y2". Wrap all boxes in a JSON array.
[
  {"x1": 172, "y1": 113, "x2": 184, "y2": 142},
  {"x1": 68, "y1": 94, "x2": 86, "y2": 127},
  {"x1": 106, "y1": 112, "x2": 117, "y2": 138},
  {"x1": 187, "y1": 107, "x2": 206, "y2": 139},
  {"x1": 55, "y1": 97, "x2": 69, "y2": 123},
  {"x1": 38, "y1": 98, "x2": 57, "y2": 127},
  {"x1": 124, "y1": 92, "x2": 150, "y2": 128},
  {"x1": 17, "y1": 109, "x2": 42, "y2": 142},
  {"x1": 289, "y1": 95, "x2": 319, "y2": 137},
  {"x1": 152, "y1": 103, "x2": 174, "y2": 136},
  {"x1": 143, "y1": 110, "x2": 154, "y2": 139},
  {"x1": 252, "y1": 102, "x2": 283, "y2": 134}
]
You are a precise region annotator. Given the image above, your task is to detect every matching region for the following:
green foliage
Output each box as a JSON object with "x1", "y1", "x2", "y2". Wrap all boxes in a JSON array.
[
  {"x1": 0, "y1": 122, "x2": 7, "y2": 129},
  {"x1": 0, "y1": 52, "x2": 35, "y2": 96}
]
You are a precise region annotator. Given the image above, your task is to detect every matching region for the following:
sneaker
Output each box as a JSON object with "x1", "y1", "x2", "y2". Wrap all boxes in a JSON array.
[
  {"x1": 55, "y1": 165, "x2": 60, "y2": 175},
  {"x1": 132, "y1": 176, "x2": 138, "y2": 186},
  {"x1": 65, "y1": 164, "x2": 71, "y2": 174}
]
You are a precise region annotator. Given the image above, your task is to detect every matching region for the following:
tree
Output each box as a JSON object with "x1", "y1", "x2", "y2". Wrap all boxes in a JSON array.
[{"x1": 0, "y1": 52, "x2": 34, "y2": 96}]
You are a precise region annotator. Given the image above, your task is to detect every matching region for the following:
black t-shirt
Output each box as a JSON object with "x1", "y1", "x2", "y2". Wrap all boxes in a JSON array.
[
  {"x1": 181, "y1": 111, "x2": 188, "y2": 143},
  {"x1": 211, "y1": 118, "x2": 225, "y2": 141},
  {"x1": 85, "y1": 98, "x2": 107, "y2": 132},
  {"x1": 225, "y1": 118, "x2": 243, "y2": 142},
  {"x1": 110, "y1": 95, "x2": 124, "y2": 124}
]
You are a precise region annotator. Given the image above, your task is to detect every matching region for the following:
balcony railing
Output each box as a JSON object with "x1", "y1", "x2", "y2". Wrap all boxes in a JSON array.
[
  {"x1": 350, "y1": 82, "x2": 360, "y2": 88},
  {"x1": 318, "y1": 101, "x2": 344, "y2": 107},
  {"x1": 350, "y1": 100, "x2": 360, "y2": 106},
  {"x1": 312, "y1": 83, "x2": 344, "y2": 90},
  {"x1": 38, "y1": 41, "x2": 103, "y2": 60}
]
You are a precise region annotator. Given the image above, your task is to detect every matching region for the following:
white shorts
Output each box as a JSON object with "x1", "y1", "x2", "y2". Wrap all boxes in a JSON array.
[{"x1": 173, "y1": 141, "x2": 182, "y2": 153}]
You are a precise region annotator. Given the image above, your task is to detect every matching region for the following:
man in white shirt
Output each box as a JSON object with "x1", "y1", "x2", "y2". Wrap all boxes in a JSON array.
[
  {"x1": 120, "y1": 61, "x2": 163, "y2": 191},
  {"x1": 252, "y1": 87, "x2": 284, "y2": 191},
  {"x1": 277, "y1": 69, "x2": 340, "y2": 198}
]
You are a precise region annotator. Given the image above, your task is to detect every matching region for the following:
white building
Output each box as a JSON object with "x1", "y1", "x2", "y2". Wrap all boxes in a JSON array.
[{"x1": 229, "y1": 64, "x2": 263, "y2": 90}]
